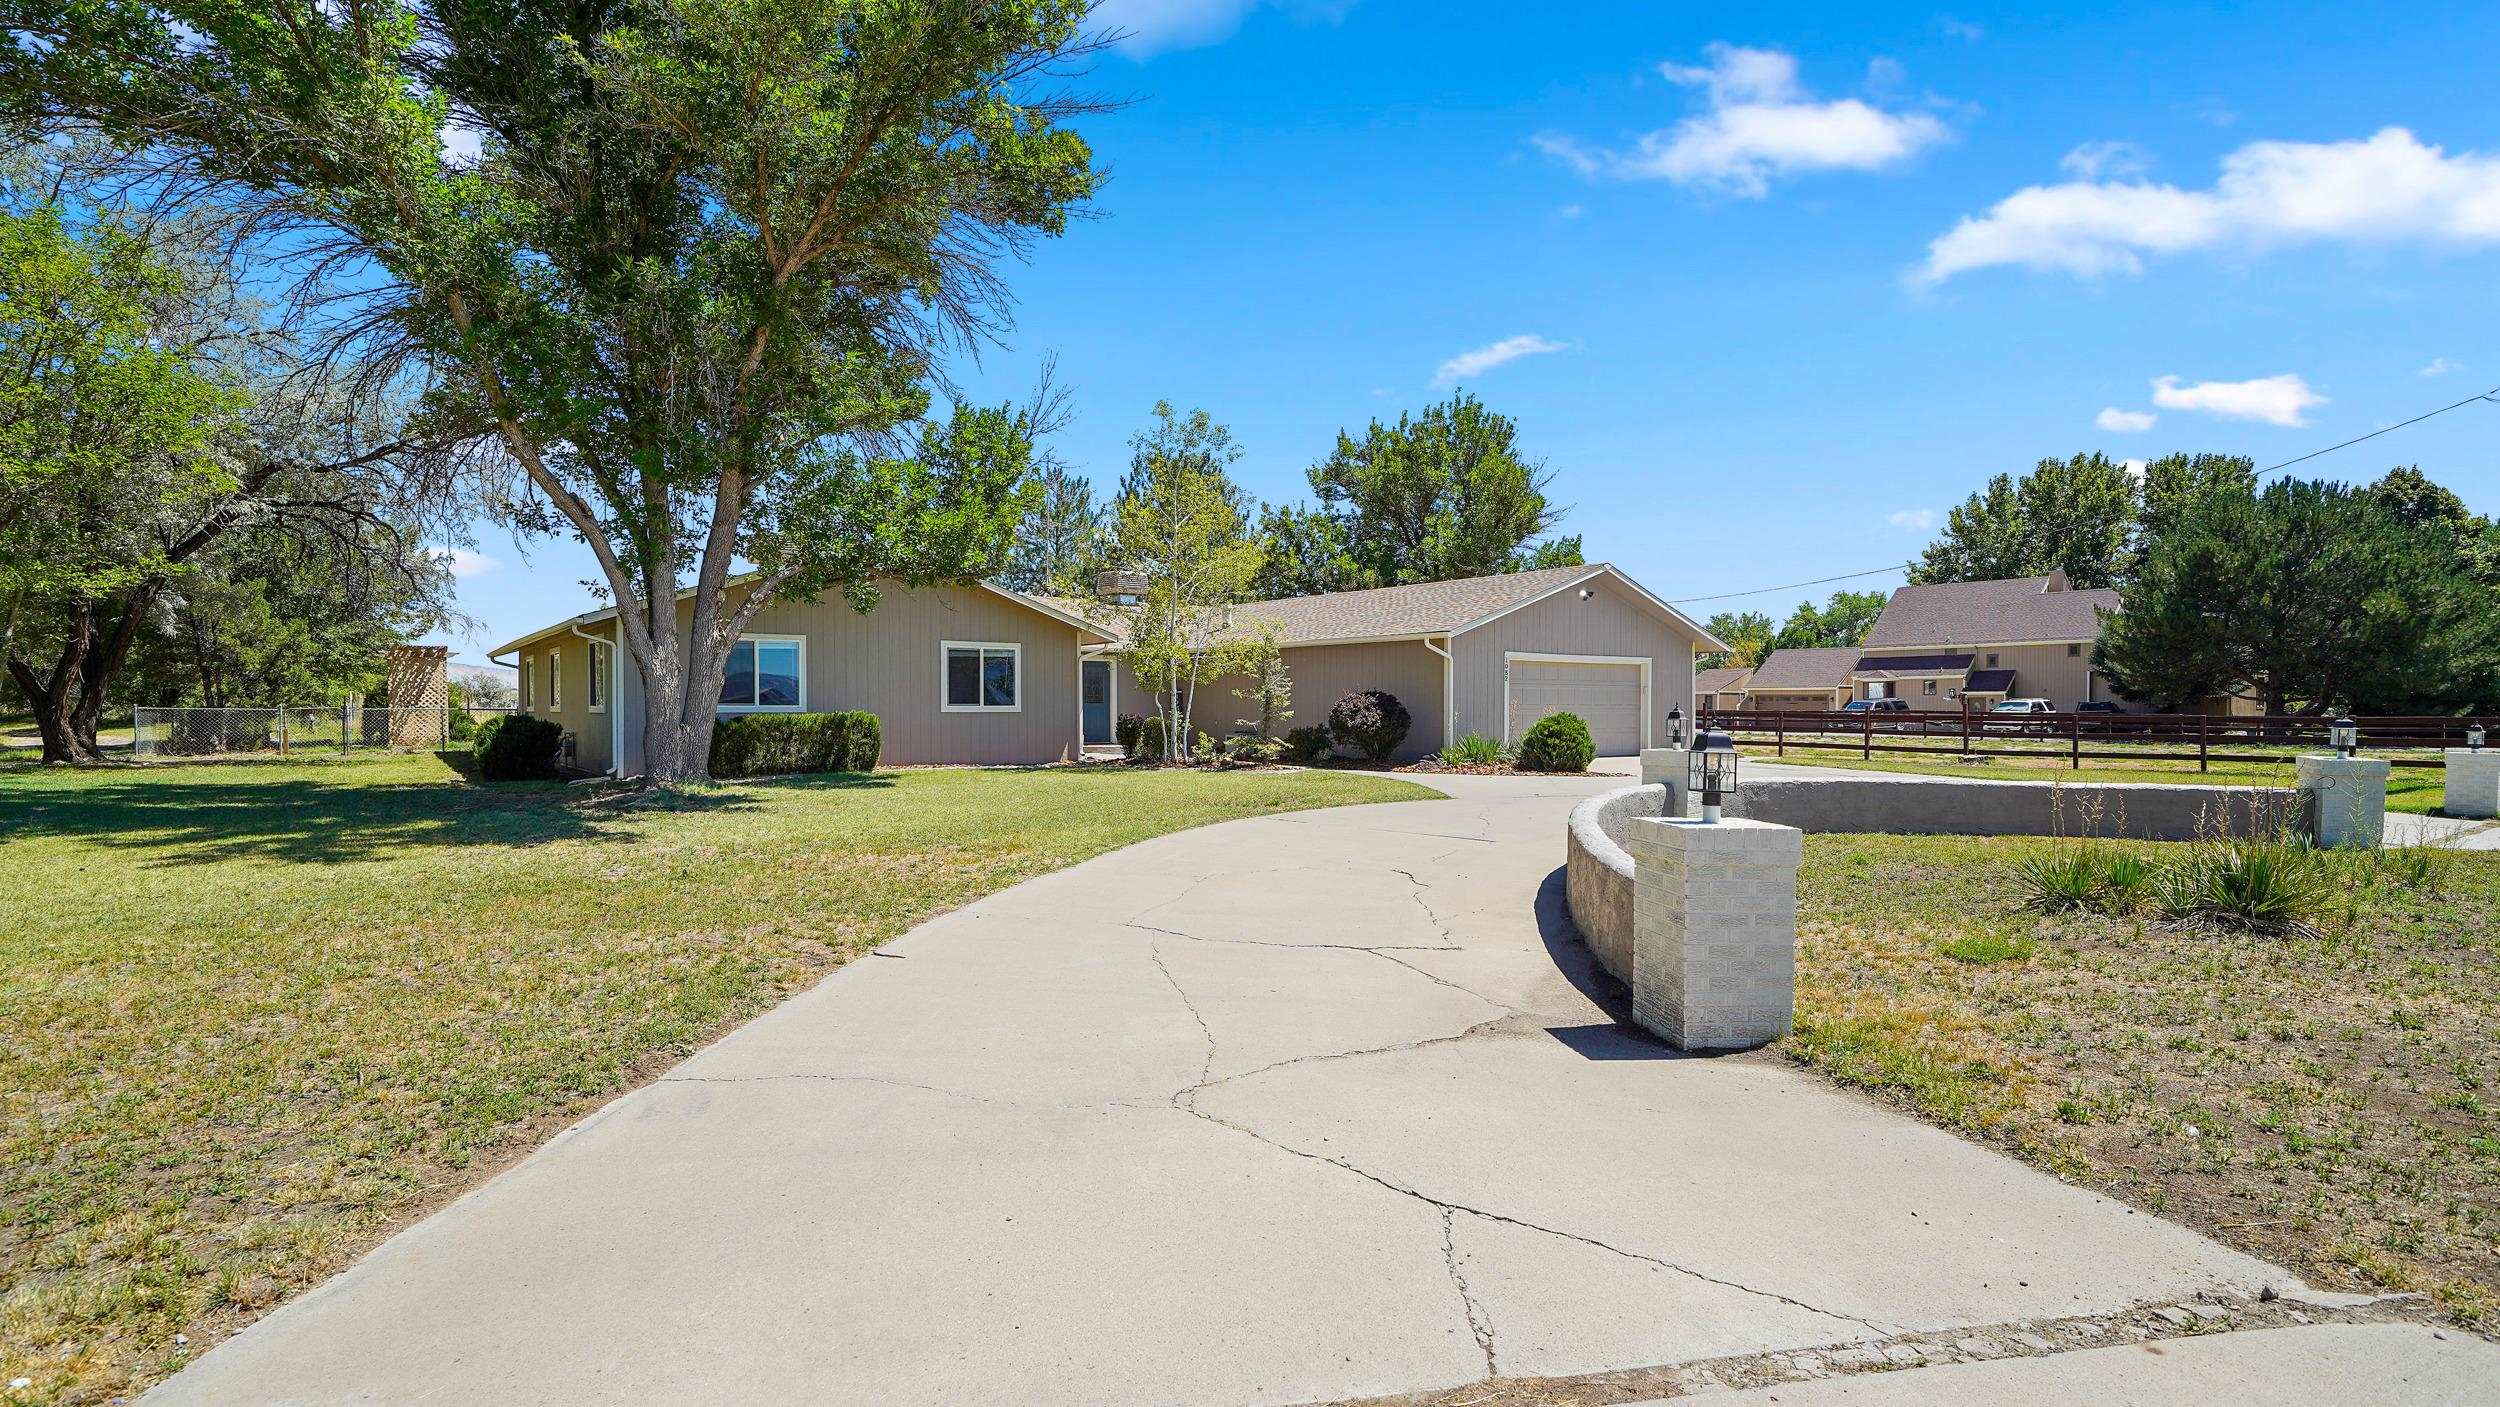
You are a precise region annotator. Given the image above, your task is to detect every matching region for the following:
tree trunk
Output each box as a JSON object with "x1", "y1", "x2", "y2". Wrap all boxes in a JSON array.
[{"x1": 7, "y1": 601, "x2": 101, "y2": 764}]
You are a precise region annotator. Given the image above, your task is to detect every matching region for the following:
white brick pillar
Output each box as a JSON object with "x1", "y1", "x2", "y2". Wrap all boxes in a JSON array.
[
  {"x1": 1639, "y1": 747, "x2": 1691, "y2": 817},
  {"x1": 1621, "y1": 816, "x2": 1803, "y2": 1051},
  {"x1": 2445, "y1": 750, "x2": 2500, "y2": 820},
  {"x1": 2297, "y1": 754, "x2": 2391, "y2": 848}
]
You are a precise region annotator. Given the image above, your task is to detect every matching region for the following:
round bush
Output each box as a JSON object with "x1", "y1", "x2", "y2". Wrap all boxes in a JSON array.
[
  {"x1": 1328, "y1": 690, "x2": 1411, "y2": 761},
  {"x1": 1515, "y1": 712, "x2": 1595, "y2": 773},
  {"x1": 476, "y1": 711, "x2": 565, "y2": 780},
  {"x1": 1281, "y1": 725, "x2": 1334, "y2": 763}
]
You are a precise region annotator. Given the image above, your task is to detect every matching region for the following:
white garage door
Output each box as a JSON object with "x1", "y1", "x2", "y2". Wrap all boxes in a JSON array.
[{"x1": 1507, "y1": 659, "x2": 1645, "y2": 755}]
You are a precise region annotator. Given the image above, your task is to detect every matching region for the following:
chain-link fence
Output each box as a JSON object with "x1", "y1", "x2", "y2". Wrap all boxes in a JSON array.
[{"x1": 132, "y1": 705, "x2": 515, "y2": 759}]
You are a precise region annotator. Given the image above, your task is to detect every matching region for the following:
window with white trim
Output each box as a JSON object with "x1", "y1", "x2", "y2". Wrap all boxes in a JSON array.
[
  {"x1": 942, "y1": 642, "x2": 1020, "y2": 712},
  {"x1": 549, "y1": 647, "x2": 562, "y2": 711},
  {"x1": 1922, "y1": 679, "x2": 1938, "y2": 695},
  {"x1": 588, "y1": 641, "x2": 609, "y2": 712},
  {"x1": 719, "y1": 636, "x2": 804, "y2": 711}
]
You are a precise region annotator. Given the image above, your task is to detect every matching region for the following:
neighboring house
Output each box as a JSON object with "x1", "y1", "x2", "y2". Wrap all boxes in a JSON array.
[
  {"x1": 1066, "y1": 562, "x2": 1722, "y2": 762},
  {"x1": 491, "y1": 561, "x2": 1721, "y2": 775},
  {"x1": 1728, "y1": 646, "x2": 1858, "y2": 711},
  {"x1": 1693, "y1": 666, "x2": 1753, "y2": 712}
]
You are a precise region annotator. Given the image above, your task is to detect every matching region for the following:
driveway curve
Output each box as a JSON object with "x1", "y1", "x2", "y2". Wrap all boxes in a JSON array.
[{"x1": 149, "y1": 773, "x2": 2444, "y2": 1404}]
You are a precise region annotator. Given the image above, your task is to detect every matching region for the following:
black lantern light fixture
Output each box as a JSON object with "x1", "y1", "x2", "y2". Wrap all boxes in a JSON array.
[
  {"x1": 1689, "y1": 726, "x2": 1740, "y2": 823},
  {"x1": 2330, "y1": 714, "x2": 2359, "y2": 758},
  {"x1": 2469, "y1": 722, "x2": 2487, "y2": 752},
  {"x1": 1666, "y1": 704, "x2": 1687, "y2": 751}
]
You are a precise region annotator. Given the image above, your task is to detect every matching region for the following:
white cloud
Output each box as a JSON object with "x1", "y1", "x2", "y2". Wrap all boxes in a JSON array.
[
  {"x1": 2150, "y1": 373, "x2": 2324, "y2": 428},
  {"x1": 1432, "y1": 334, "x2": 1567, "y2": 386},
  {"x1": 2419, "y1": 356, "x2": 2461, "y2": 377},
  {"x1": 2059, "y1": 140, "x2": 2151, "y2": 181},
  {"x1": 1921, "y1": 127, "x2": 2500, "y2": 283},
  {"x1": 1935, "y1": 16, "x2": 1985, "y2": 41},
  {"x1": 1557, "y1": 202, "x2": 1584, "y2": 220},
  {"x1": 2121, "y1": 458, "x2": 2148, "y2": 479},
  {"x1": 1538, "y1": 43, "x2": 1950, "y2": 198},
  {"x1": 440, "y1": 120, "x2": 485, "y2": 166},
  {"x1": 1092, "y1": 0, "x2": 1349, "y2": 58},
  {"x1": 427, "y1": 546, "x2": 499, "y2": 579},
  {"x1": 2095, "y1": 406, "x2": 2156, "y2": 433},
  {"x1": 1887, "y1": 509, "x2": 1938, "y2": 530}
]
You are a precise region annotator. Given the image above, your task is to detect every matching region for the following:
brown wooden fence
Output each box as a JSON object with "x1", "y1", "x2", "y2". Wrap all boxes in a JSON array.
[{"x1": 1696, "y1": 709, "x2": 2498, "y2": 772}]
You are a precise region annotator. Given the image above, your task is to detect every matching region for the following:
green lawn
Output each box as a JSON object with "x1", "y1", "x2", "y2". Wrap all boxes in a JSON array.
[
  {"x1": 1744, "y1": 742, "x2": 2452, "y2": 814},
  {"x1": 0, "y1": 753, "x2": 1432, "y2": 1403},
  {"x1": 1790, "y1": 834, "x2": 2500, "y2": 1327}
]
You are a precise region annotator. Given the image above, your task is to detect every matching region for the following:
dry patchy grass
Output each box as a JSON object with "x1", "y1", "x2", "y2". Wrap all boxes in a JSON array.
[
  {"x1": 1744, "y1": 742, "x2": 2451, "y2": 814},
  {"x1": 0, "y1": 753, "x2": 1431, "y2": 1404},
  {"x1": 1791, "y1": 833, "x2": 2500, "y2": 1329}
]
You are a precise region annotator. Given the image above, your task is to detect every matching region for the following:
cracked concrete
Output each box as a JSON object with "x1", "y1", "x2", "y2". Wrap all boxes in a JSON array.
[{"x1": 143, "y1": 770, "x2": 2487, "y2": 1405}]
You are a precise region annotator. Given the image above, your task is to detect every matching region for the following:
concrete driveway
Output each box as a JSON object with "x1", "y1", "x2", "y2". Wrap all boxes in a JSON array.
[{"x1": 151, "y1": 773, "x2": 2496, "y2": 1404}]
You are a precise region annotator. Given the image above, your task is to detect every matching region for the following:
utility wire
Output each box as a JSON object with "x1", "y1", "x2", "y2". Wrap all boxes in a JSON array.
[{"x1": 1668, "y1": 383, "x2": 2500, "y2": 606}]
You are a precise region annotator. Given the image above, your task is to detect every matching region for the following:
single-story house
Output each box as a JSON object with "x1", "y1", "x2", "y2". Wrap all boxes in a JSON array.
[
  {"x1": 1851, "y1": 570, "x2": 2125, "y2": 711},
  {"x1": 490, "y1": 561, "x2": 1721, "y2": 775},
  {"x1": 1693, "y1": 666, "x2": 1754, "y2": 712}
]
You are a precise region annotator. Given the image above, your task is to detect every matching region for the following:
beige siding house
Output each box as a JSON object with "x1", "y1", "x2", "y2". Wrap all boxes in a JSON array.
[{"x1": 491, "y1": 562, "x2": 1719, "y2": 775}]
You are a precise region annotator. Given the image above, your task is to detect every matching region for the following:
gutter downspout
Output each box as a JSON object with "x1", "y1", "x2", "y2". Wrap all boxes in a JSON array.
[
  {"x1": 571, "y1": 622, "x2": 621, "y2": 777},
  {"x1": 1423, "y1": 635, "x2": 1453, "y2": 753}
]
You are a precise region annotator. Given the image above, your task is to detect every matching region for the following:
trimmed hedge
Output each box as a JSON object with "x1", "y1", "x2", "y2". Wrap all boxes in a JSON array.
[
  {"x1": 1328, "y1": 689, "x2": 1411, "y2": 761},
  {"x1": 709, "y1": 711, "x2": 882, "y2": 778},
  {"x1": 475, "y1": 711, "x2": 565, "y2": 780},
  {"x1": 1281, "y1": 725, "x2": 1333, "y2": 762},
  {"x1": 1128, "y1": 714, "x2": 1169, "y2": 762},
  {"x1": 1515, "y1": 711, "x2": 1595, "y2": 773}
]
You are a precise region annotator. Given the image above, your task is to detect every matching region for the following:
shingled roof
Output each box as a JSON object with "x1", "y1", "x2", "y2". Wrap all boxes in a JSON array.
[
  {"x1": 1054, "y1": 563, "x2": 1716, "y2": 650},
  {"x1": 1861, "y1": 572, "x2": 2121, "y2": 648},
  {"x1": 1743, "y1": 647, "x2": 1859, "y2": 691},
  {"x1": 1694, "y1": 666, "x2": 1754, "y2": 695}
]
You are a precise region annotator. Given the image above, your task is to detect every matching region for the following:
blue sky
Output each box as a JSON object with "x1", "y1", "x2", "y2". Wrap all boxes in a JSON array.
[{"x1": 439, "y1": 1, "x2": 2500, "y2": 663}]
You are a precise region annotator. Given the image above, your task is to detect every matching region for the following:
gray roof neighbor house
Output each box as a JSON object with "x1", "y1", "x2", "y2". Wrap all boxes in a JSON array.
[{"x1": 1860, "y1": 570, "x2": 2120, "y2": 648}]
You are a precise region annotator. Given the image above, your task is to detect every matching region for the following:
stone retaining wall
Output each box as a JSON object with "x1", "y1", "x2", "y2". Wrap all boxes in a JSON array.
[
  {"x1": 1724, "y1": 775, "x2": 2305, "y2": 841},
  {"x1": 1565, "y1": 784, "x2": 1664, "y2": 988}
]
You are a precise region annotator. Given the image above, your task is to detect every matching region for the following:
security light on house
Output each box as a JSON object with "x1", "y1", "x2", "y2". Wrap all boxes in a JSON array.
[{"x1": 1689, "y1": 727, "x2": 1739, "y2": 823}]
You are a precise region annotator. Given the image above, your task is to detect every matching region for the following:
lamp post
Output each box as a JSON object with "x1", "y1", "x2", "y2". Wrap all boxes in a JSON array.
[
  {"x1": 2468, "y1": 722, "x2": 2486, "y2": 752},
  {"x1": 1666, "y1": 705, "x2": 1687, "y2": 751},
  {"x1": 1688, "y1": 726, "x2": 1740, "y2": 823},
  {"x1": 2330, "y1": 714, "x2": 2359, "y2": 758}
]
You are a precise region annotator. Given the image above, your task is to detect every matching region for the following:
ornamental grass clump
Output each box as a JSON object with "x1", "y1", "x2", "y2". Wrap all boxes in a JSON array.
[{"x1": 1439, "y1": 732, "x2": 1507, "y2": 767}]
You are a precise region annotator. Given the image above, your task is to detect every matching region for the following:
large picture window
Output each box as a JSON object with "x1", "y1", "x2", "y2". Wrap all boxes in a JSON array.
[
  {"x1": 942, "y1": 642, "x2": 1020, "y2": 712},
  {"x1": 720, "y1": 636, "x2": 804, "y2": 710}
]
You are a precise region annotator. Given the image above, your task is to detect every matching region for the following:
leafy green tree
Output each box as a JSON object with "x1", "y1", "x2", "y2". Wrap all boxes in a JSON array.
[
  {"x1": 1770, "y1": 590, "x2": 1887, "y2": 652},
  {"x1": 10, "y1": 0, "x2": 1103, "y2": 783},
  {"x1": 1512, "y1": 533, "x2": 1586, "y2": 572},
  {"x1": 1000, "y1": 462, "x2": 1105, "y2": 595},
  {"x1": 1911, "y1": 452, "x2": 2137, "y2": 589},
  {"x1": 2367, "y1": 465, "x2": 2473, "y2": 529},
  {"x1": 1698, "y1": 610, "x2": 1774, "y2": 669},
  {"x1": 2096, "y1": 479, "x2": 2480, "y2": 713},
  {"x1": 1252, "y1": 502, "x2": 1360, "y2": 598},
  {"x1": 1102, "y1": 403, "x2": 1267, "y2": 761},
  {"x1": 1304, "y1": 392, "x2": 1571, "y2": 586},
  {"x1": 2135, "y1": 452, "x2": 2255, "y2": 550}
]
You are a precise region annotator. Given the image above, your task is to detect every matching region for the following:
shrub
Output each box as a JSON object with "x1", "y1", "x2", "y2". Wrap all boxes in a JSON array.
[
  {"x1": 448, "y1": 708, "x2": 478, "y2": 743},
  {"x1": 476, "y1": 711, "x2": 564, "y2": 781},
  {"x1": 709, "y1": 711, "x2": 882, "y2": 778},
  {"x1": 1115, "y1": 713, "x2": 1147, "y2": 756},
  {"x1": 1328, "y1": 690, "x2": 1410, "y2": 761},
  {"x1": 1129, "y1": 714, "x2": 1168, "y2": 762},
  {"x1": 1440, "y1": 732, "x2": 1507, "y2": 767},
  {"x1": 2014, "y1": 848, "x2": 2105, "y2": 913},
  {"x1": 1282, "y1": 725, "x2": 1333, "y2": 762},
  {"x1": 1515, "y1": 712, "x2": 1595, "y2": 773},
  {"x1": 2192, "y1": 837, "x2": 2331, "y2": 933}
]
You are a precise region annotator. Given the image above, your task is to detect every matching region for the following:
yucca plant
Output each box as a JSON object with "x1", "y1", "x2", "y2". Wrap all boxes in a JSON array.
[
  {"x1": 2190, "y1": 837, "x2": 2333, "y2": 934},
  {"x1": 2014, "y1": 847, "x2": 2105, "y2": 913},
  {"x1": 1439, "y1": 733, "x2": 1508, "y2": 767},
  {"x1": 2096, "y1": 853, "x2": 2152, "y2": 912}
]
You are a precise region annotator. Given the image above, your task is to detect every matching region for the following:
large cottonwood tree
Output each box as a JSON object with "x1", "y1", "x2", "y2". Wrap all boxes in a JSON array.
[{"x1": 3, "y1": 0, "x2": 1102, "y2": 782}]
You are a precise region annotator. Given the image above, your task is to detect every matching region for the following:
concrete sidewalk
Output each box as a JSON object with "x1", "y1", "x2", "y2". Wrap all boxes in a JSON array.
[{"x1": 149, "y1": 773, "x2": 2497, "y2": 1404}]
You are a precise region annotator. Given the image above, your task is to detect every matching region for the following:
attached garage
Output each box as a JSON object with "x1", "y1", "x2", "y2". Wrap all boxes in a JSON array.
[{"x1": 1504, "y1": 654, "x2": 1648, "y2": 755}]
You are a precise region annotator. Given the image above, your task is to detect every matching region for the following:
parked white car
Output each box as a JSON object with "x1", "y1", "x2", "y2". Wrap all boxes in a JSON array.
[{"x1": 1988, "y1": 698, "x2": 2054, "y2": 715}]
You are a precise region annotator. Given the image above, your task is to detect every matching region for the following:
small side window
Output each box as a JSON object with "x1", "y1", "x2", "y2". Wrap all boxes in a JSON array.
[{"x1": 2067, "y1": 643, "x2": 2082, "y2": 657}]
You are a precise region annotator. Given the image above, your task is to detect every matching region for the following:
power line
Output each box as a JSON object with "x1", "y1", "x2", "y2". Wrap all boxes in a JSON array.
[{"x1": 1668, "y1": 383, "x2": 2500, "y2": 607}]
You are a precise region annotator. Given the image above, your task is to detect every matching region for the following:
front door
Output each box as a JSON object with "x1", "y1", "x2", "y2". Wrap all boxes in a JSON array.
[{"x1": 1082, "y1": 659, "x2": 1113, "y2": 745}]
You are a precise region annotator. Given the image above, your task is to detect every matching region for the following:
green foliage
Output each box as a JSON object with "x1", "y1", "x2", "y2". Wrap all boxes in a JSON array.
[
  {"x1": 1128, "y1": 714, "x2": 1169, "y2": 762},
  {"x1": 1253, "y1": 501, "x2": 1362, "y2": 598},
  {"x1": 708, "y1": 712, "x2": 882, "y2": 778},
  {"x1": 1299, "y1": 392, "x2": 1573, "y2": 588},
  {"x1": 2017, "y1": 837, "x2": 2334, "y2": 933},
  {"x1": 1439, "y1": 732, "x2": 1508, "y2": 766},
  {"x1": 1282, "y1": 725, "x2": 1334, "y2": 762},
  {"x1": 1772, "y1": 590, "x2": 1889, "y2": 651},
  {"x1": 2015, "y1": 848, "x2": 2120, "y2": 913},
  {"x1": 1227, "y1": 625, "x2": 1292, "y2": 736},
  {"x1": 11, "y1": 0, "x2": 1103, "y2": 781},
  {"x1": 1115, "y1": 713, "x2": 1147, "y2": 757},
  {"x1": 1699, "y1": 610, "x2": 1775, "y2": 669},
  {"x1": 474, "y1": 712, "x2": 564, "y2": 782},
  {"x1": 1938, "y1": 932, "x2": 2036, "y2": 964},
  {"x1": 1515, "y1": 712, "x2": 1596, "y2": 773},
  {"x1": 1327, "y1": 690, "x2": 1412, "y2": 761},
  {"x1": 999, "y1": 462, "x2": 1105, "y2": 594},
  {"x1": 1912, "y1": 452, "x2": 2140, "y2": 589},
  {"x1": 2097, "y1": 477, "x2": 2491, "y2": 712},
  {"x1": 2187, "y1": 839, "x2": 2334, "y2": 933}
]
